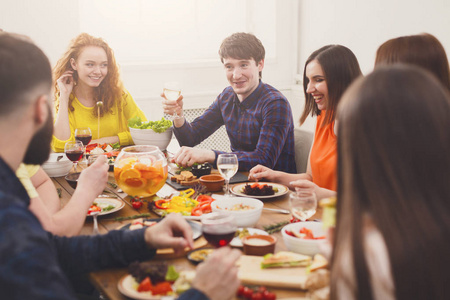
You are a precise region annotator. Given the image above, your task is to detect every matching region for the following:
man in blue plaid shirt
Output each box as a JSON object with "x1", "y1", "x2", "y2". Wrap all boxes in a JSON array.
[{"x1": 163, "y1": 32, "x2": 296, "y2": 173}]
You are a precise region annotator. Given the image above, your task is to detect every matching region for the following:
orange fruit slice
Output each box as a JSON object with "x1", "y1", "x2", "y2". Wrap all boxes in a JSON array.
[
  {"x1": 140, "y1": 167, "x2": 162, "y2": 179},
  {"x1": 116, "y1": 157, "x2": 137, "y2": 169},
  {"x1": 134, "y1": 163, "x2": 153, "y2": 171},
  {"x1": 125, "y1": 177, "x2": 147, "y2": 188},
  {"x1": 119, "y1": 169, "x2": 142, "y2": 181}
]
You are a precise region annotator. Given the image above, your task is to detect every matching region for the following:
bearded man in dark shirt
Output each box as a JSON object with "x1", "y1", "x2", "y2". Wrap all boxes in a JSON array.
[{"x1": 0, "y1": 32, "x2": 240, "y2": 300}]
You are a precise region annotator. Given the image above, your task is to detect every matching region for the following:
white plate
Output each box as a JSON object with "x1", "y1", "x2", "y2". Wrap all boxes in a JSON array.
[
  {"x1": 118, "y1": 274, "x2": 175, "y2": 300},
  {"x1": 230, "y1": 227, "x2": 269, "y2": 247},
  {"x1": 230, "y1": 182, "x2": 289, "y2": 199},
  {"x1": 87, "y1": 197, "x2": 125, "y2": 216}
]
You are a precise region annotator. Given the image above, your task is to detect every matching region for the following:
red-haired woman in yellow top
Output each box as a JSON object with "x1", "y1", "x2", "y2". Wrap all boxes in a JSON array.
[
  {"x1": 249, "y1": 45, "x2": 361, "y2": 200},
  {"x1": 52, "y1": 33, "x2": 146, "y2": 152}
]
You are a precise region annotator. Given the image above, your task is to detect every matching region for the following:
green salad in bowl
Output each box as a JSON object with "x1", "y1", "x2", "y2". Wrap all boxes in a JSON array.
[{"x1": 128, "y1": 117, "x2": 173, "y2": 150}]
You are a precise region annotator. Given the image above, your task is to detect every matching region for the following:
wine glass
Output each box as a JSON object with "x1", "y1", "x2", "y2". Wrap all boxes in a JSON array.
[
  {"x1": 289, "y1": 190, "x2": 317, "y2": 221},
  {"x1": 163, "y1": 81, "x2": 181, "y2": 118},
  {"x1": 64, "y1": 141, "x2": 84, "y2": 173},
  {"x1": 217, "y1": 154, "x2": 238, "y2": 197},
  {"x1": 75, "y1": 127, "x2": 92, "y2": 164},
  {"x1": 201, "y1": 212, "x2": 237, "y2": 248}
]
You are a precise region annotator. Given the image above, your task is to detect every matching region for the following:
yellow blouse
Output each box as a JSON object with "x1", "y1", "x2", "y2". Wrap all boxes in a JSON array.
[
  {"x1": 16, "y1": 163, "x2": 40, "y2": 199},
  {"x1": 51, "y1": 90, "x2": 147, "y2": 152}
]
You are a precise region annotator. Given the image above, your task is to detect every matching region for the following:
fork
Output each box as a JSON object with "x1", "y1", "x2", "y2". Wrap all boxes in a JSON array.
[
  {"x1": 263, "y1": 207, "x2": 290, "y2": 214},
  {"x1": 91, "y1": 211, "x2": 100, "y2": 235}
]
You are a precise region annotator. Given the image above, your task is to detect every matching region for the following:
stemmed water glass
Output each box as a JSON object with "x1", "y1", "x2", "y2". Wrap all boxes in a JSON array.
[
  {"x1": 163, "y1": 81, "x2": 182, "y2": 119},
  {"x1": 64, "y1": 141, "x2": 84, "y2": 173},
  {"x1": 289, "y1": 190, "x2": 317, "y2": 221},
  {"x1": 75, "y1": 127, "x2": 92, "y2": 164},
  {"x1": 201, "y1": 212, "x2": 237, "y2": 248},
  {"x1": 217, "y1": 154, "x2": 238, "y2": 197}
]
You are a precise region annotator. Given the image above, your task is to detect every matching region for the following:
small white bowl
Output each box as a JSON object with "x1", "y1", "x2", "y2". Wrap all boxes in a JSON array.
[
  {"x1": 42, "y1": 153, "x2": 73, "y2": 177},
  {"x1": 129, "y1": 127, "x2": 173, "y2": 150},
  {"x1": 211, "y1": 196, "x2": 263, "y2": 227},
  {"x1": 281, "y1": 221, "x2": 327, "y2": 256}
]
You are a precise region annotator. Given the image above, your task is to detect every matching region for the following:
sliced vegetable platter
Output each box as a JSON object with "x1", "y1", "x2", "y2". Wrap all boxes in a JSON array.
[{"x1": 150, "y1": 188, "x2": 215, "y2": 220}]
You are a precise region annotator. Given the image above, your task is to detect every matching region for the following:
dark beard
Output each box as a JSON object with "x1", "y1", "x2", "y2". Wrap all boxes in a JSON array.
[{"x1": 23, "y1": 105, "x2": 53, "y2": 165}]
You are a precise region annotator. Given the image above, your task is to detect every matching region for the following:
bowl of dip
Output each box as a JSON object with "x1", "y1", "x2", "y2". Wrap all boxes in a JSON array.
[{"x1": 242, "y1": 234, "x2": 277, "y2": 256}]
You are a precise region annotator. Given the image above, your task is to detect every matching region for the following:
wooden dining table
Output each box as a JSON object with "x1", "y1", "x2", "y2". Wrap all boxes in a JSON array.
[{"x1": 52, "y1": 169, "x2": 322, "y2": 300}]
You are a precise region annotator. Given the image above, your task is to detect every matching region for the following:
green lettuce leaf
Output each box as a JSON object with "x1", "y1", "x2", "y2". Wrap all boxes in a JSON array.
[{"x1": 128, "y1": 117, "x2": 172, "y2": 133}]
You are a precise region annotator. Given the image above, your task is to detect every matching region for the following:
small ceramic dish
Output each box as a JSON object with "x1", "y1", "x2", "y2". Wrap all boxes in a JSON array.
[
  {"x1": 199, "y1": 174, "x2": 225, "y2": 192},
  {"x1": 242, "y1": 234, "x2": 277, "y2": 256}
]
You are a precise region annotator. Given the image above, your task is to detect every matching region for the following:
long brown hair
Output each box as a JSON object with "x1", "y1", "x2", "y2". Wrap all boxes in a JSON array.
[
  {"x1": 300, "y1": 45, "x2": 362, "y2": 126},
  {"x1": 332, "y1": 64, "x2": 450, "y2": 300},
  {"x1": 375, "y1": 33, "x2": 450, "y2": 91},
  {"x1": 53, "y1": 33, "x2": 125, "y2": 117}
]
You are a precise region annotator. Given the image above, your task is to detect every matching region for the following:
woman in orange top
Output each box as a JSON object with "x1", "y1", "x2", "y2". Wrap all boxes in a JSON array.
[{"x1": 249, "y1": 45, "x2": 361, "y2": 199}]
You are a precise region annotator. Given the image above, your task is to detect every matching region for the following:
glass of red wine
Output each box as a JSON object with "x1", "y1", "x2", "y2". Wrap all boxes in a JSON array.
[
  {"x1": 75, "y1": 127, "x2": 92, "y2": 164},
  {"x1": 201, "y1": 212, "x2": 237, "y2": 248},
  {"x1": 64, "y1": 141, "x2": 84, "y2": 173}
]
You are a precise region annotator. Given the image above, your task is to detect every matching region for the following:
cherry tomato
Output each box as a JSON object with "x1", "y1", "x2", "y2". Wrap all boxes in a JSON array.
[
  {"x1": 285, "y1": 230, "x2": 295, "y2": 237},
  {"x1": 243, "y1": 286, "x2": 253, "y2": 299},
  {"x1": 251, "y1": 292, "x2": 263, "y2": 300},
  {"x1": 137, "y1": 277, "x2": 152, "y2": 292},
  {"x1": 88, "y1": 205, "x2": 102, "y2": 215},
  {"x1": 262, "y1": 291, "x2": 276, "y2": 300},
  {"x1": 196, "y1": 195, "x2": 214, "y2": 202},
  {"x1": 191, "y1": 206, "x2": 203, "y2": 216},
  {"x1": 199, "y1": 202, "x2": 212, "y2": 213},
  {"x1": 258, "y1": 286, "x2": 267, "y2": 293},
  {"x1": 151, "y1": 281, "x2": 172, "y2": 295},
  {"x1": 237, "y1": 285, "x2": 246, "y2": 297},
  {"x1": 132, "y1": 201, "x2": 143, "y2": 209},
  {"x1": 290, "y1": 217, "x2": 300, "y2": 223}
]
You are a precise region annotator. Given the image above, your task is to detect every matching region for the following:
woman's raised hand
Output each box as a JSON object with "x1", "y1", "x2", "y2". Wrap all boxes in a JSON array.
[{"x1": 56, "y1": 70, "x2": 74, "y2": 100}]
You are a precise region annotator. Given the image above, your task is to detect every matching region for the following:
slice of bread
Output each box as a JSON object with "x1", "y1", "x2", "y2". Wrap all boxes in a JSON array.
[{"x1": 261, "y1": 251, "x2": 311, "y2": 269}]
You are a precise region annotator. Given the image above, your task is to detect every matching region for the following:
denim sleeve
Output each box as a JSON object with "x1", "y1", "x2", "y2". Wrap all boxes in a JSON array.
[
  {"x1": 178, "y1": 288, "x2": 210, "y2": 300},
  {"x1": 52, "y1": 229, "x2": 156, "y2": 277},
  {"x1": 0, "y1": 204, "x2": 78, "y2": 299}
]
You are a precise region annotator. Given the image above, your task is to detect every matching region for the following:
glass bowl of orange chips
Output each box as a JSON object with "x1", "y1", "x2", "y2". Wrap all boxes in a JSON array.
[{"x1": 114, "y1": 145, "x2": 168, "y2": 197}]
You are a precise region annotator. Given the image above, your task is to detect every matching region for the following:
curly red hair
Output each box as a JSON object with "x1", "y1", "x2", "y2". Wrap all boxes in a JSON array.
[{"x1": 53, "y1": 33, "x2": 125, "y2": 117}]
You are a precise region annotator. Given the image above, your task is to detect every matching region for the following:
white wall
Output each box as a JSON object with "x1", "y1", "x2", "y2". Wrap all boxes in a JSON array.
[
  {"x1": 297, "y1": 0, "x2": 450, "y2": 75},
  {"x1": 0, "y1": 0, "x2": 298, "y2": 124},
  {"x1": 2, "y1": 0, "x2": 450, "y2": 134},
  {"x1": 292, "y1": 0, "x2": 450, "y2": 132}
]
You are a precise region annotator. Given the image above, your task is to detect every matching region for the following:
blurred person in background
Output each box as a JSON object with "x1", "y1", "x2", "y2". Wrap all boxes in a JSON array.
[
  {"x1": 0, "y1": 32, "x2": 240, "y2": 300},
  {"x1": 330, "y1": 65, "x2": 450, "y2": 300},
  {"x1": 375, "y1": 32, "x2": 450, "y2": 90}
]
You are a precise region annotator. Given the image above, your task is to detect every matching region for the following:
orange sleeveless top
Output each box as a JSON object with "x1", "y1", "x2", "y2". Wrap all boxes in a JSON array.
[{"x1": 310, "y1": 113, "x2": 337, "y2": 191}]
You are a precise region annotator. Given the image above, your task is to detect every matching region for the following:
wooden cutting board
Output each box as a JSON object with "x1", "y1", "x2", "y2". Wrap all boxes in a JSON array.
[{"x1": 237, "y1": 255, "x2": 308, "y2": 290}]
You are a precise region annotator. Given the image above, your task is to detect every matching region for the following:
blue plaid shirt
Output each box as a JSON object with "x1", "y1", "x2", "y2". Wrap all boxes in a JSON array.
[
  {"x1": 0, "y1": 157, "x2": 207, "y2": 300},
  {"x1": 174, "y1": 81, "x2": 297, "y2": 173}
]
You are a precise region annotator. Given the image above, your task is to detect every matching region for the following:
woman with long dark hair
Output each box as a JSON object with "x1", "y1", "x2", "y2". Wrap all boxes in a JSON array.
[
  {"x1": 331, "y1": 64, "x2": 450, "y2": 300},
  {"x1": 249, "y1": 45, "x2": 362, "y2": 199}
]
